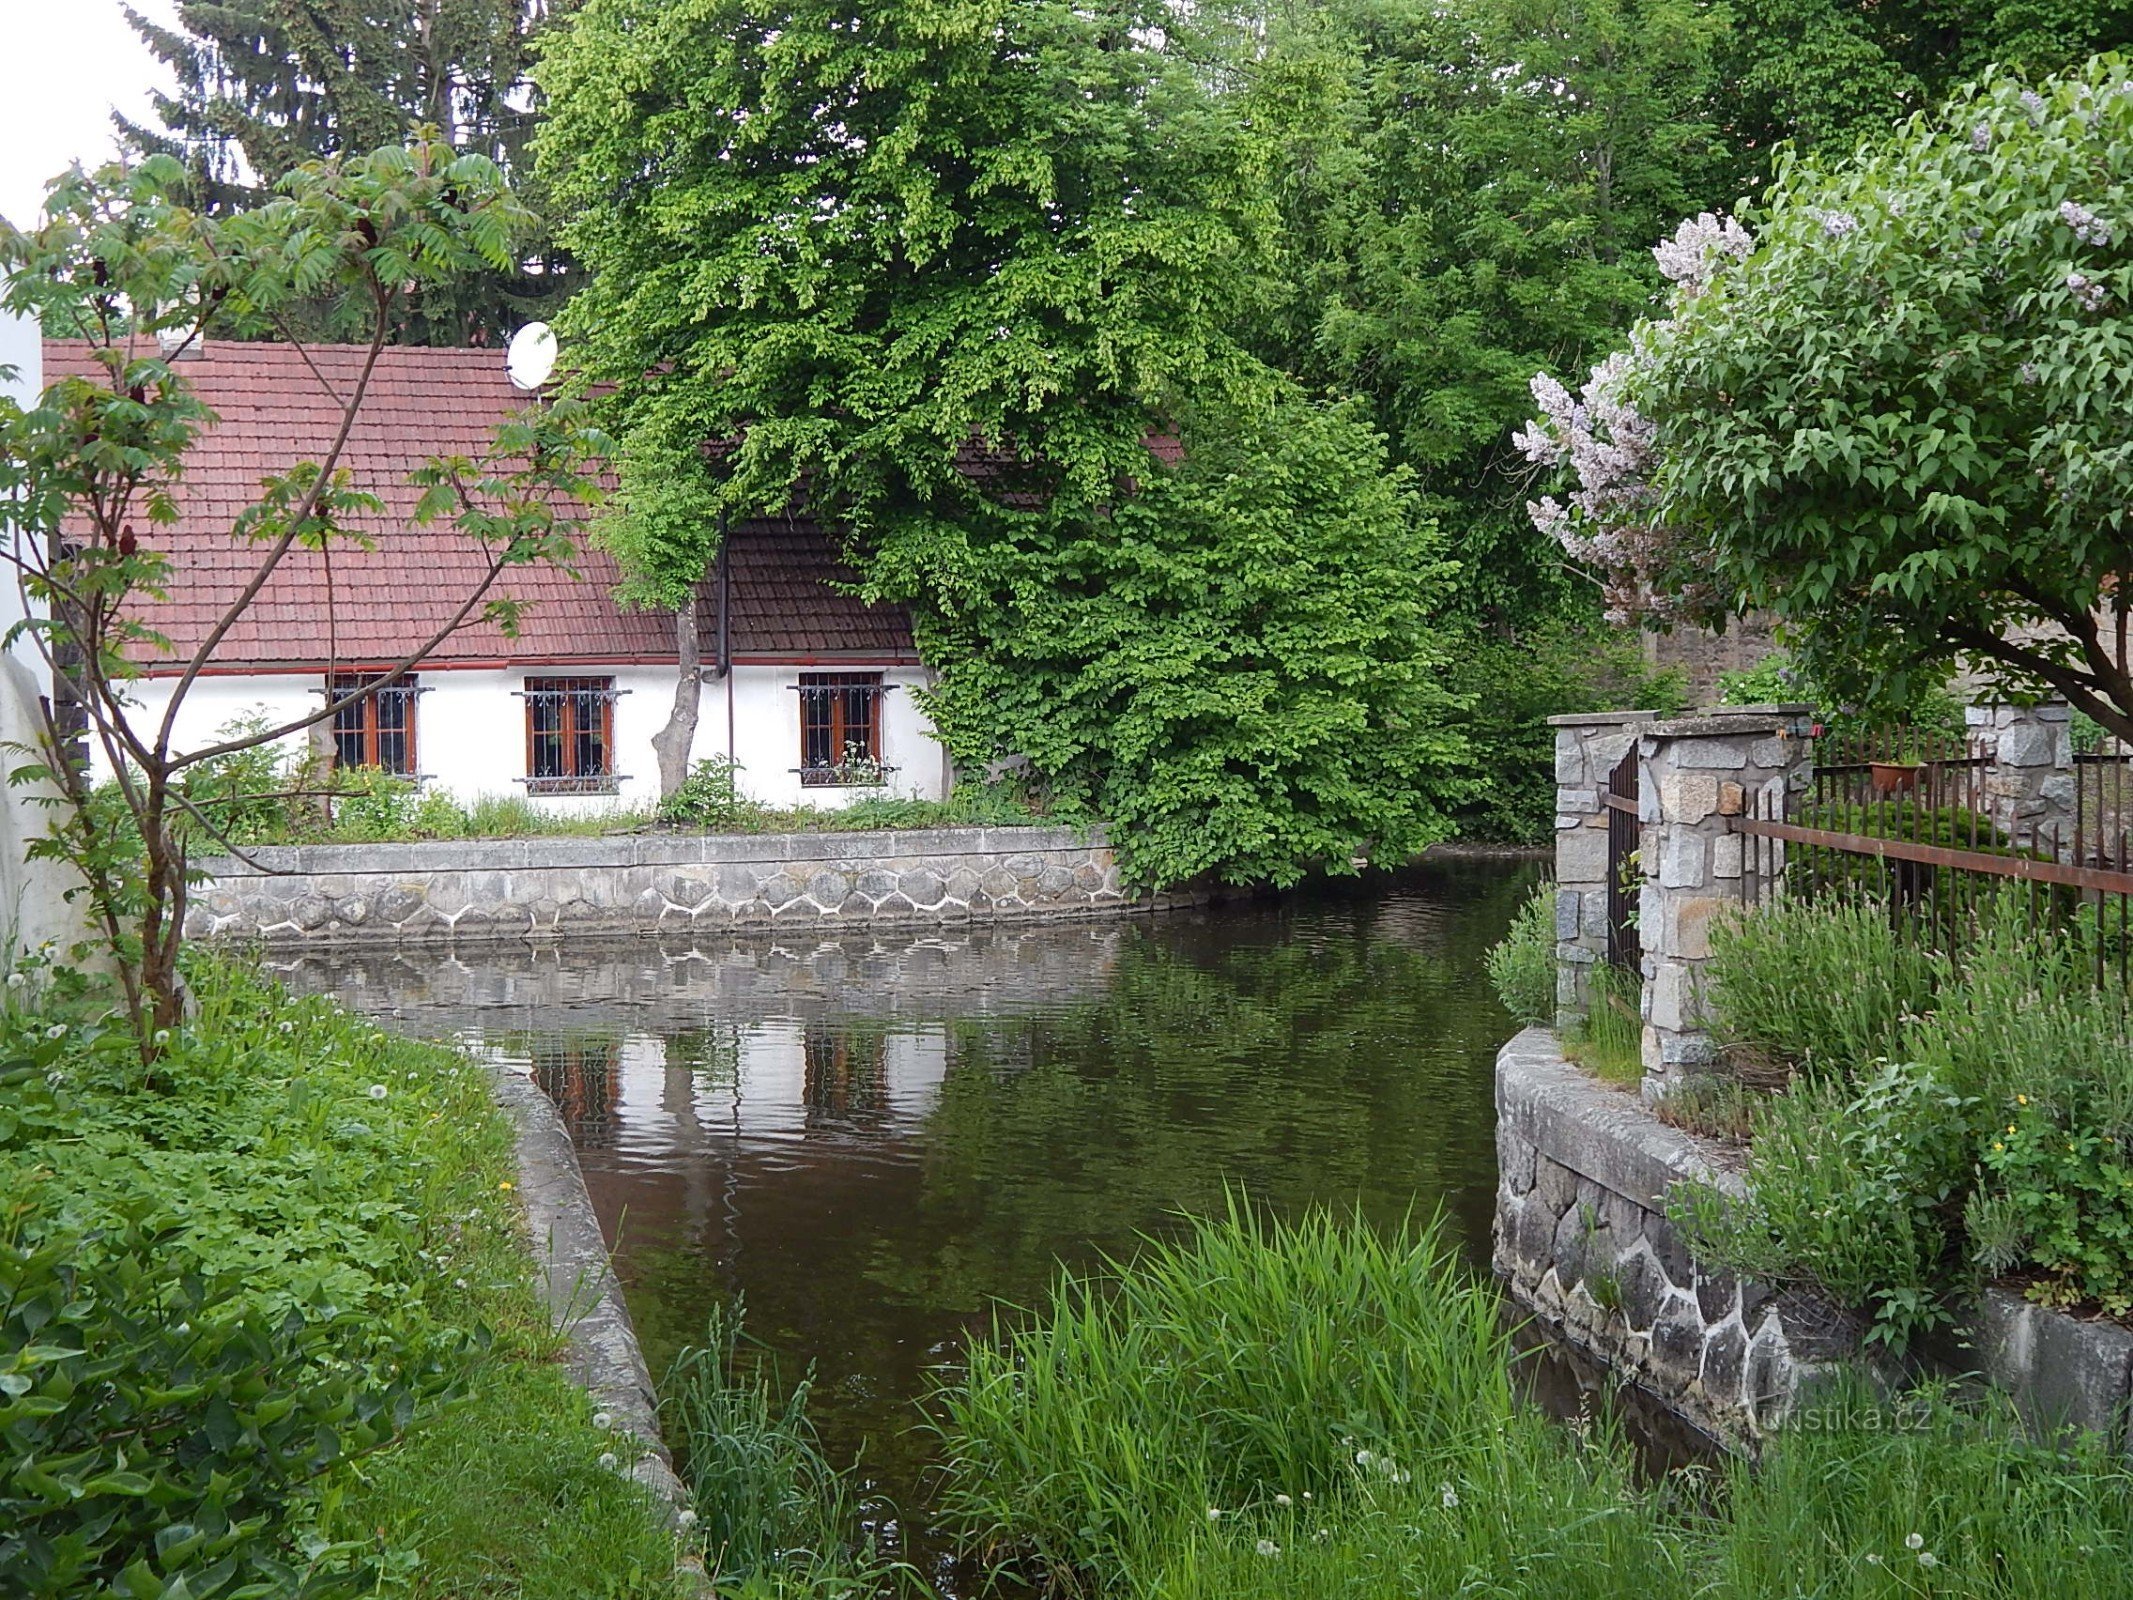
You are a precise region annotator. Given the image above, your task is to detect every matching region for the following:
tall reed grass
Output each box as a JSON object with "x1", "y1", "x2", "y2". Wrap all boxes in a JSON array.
[
  {"x1": 662, "y1": 1303, "x2": 896, "y2": 1595},
  {"x1": 934, "y1": 1206, "x2": 2133, "y2": 1599}
]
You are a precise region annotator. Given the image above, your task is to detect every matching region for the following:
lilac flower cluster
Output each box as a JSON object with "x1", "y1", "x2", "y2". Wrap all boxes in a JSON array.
[
  {"x1": 2067, "y1": 272, "x2": 2109, "y2": 312},
  {"x1": 2060, "y1": 200, "x2": 2113, "y2": 247},
  {"x1": 1651, "y1": 212, "x2": 1752, "y2": 294},
  {"x1": 1515, "y1": 350, "x2": 1691, "y2": 623}
]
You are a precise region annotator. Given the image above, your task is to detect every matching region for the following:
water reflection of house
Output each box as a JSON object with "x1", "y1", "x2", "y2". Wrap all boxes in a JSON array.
[{"x1": 533, "y1": 1036, "x2": 626, "y2": 1149}]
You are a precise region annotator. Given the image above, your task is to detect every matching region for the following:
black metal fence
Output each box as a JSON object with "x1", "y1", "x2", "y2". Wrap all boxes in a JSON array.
[{"x1": 1735, "y1": 726, "x2": 2133, "y2": 984}]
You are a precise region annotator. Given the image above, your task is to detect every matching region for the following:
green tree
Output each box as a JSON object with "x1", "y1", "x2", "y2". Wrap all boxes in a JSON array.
[
  {"x1": 1221, "y1": 0, "x2": 1731, "y2": 625},
  {"x1": 120, "y1": 1, "x2": 574, "y2": 341},
  {"x1": 1719, "y1": 0, "x2": 2133, "y2": 167},
  {"x1": 541, "y1": 0, "x2": 1467, "y2": 880},
  {"x1": 1522, "y1": 59, "x2": 2133, "y2": 745},
  {"x1": 0, "y1": 140, "x2": 603, "y2": 1052}
]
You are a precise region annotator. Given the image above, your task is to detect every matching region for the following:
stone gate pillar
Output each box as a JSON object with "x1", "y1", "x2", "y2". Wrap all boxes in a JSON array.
[
  {"x1": 1549, "y1": 711, "x2": 1658, "y2": 1026},
  {"x1": 1966, "y1": 699, "x2": 2075, "y2": 856},
  {"x1": 1637, "y1": 706, "x2": 1815, "y2": 1101}
]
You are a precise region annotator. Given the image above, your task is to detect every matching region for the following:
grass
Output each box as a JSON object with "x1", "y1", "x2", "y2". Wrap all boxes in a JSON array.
[
  {"x1": 933, "y1": 1204, "x2": 2133, "y2": 1600},
  {"x1": 1, "y1": 957, "x2": 682, "y2": 1598},
  {"x1": 660, "y1": 1303, "x2": 900, "y2": 1595},
  {"x1": 1564, "y1": 961, "x2": 1644, "y2": 1084}
]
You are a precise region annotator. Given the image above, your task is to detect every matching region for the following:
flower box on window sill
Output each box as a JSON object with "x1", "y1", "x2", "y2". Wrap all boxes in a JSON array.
[
  {"x1": 519, "y1": 775, "x2": 627, "y2": 797},
  {"x1": 795, "y1": 763, "x2": 898, "y2": 789}
]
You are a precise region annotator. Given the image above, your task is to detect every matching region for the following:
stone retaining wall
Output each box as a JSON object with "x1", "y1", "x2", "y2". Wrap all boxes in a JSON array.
[
  {"x1": 1497, "y1": 1028, "x2": 2133, "y2": 1451},
  {"x1": 189, "y1": 825, "x2": 1173, "y2": 947},
  {"x1": 1495, "y1": 1028, "x2": 1871, "y2": 1445}
]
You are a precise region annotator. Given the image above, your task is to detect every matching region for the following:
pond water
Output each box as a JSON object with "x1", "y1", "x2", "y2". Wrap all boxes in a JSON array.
[{"x1": 297, "y1": 861, "x2": 1552, "y2": 1566}]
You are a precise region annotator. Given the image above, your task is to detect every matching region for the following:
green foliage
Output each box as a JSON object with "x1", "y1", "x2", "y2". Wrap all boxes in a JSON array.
[
  {"x1": 910, "y1": 387, "x2": 1470, "y2": 886},
  {"x1": 1632, "y1": 59, "x2": 2133, "y2": 741},
  {"x1": 541, "y1": 3, "x2": 1472, "y2": 887},
  {"x1": 1448, "y1": 617, "x2": 1688, "y2": 843},
  {"x1": 1685, "y1": 893, "x2": 2133, "y2": 1344},
  {"x1": 0, "y1": 1213, "x2": 427, "y2": 1599},
  {"x1": 1484, "y1": 882, "x2": 1557, "y2": 1026},
  {"x1": 658, "y1": 757, "x2": 763, "y2": 831},
  {"x1": 936, "y1": 1202, "x2": 1663, "y2": 1594},
  {"x1": 122, "y1": 0, "x2": 573, "y2": 342},
  {"x1": 1225, "y1": 0, "x2": 1732, "y2": 625},
  {"x1": 662, "y1": 1305, "x2": 890, "y2": 1593},
  {"x1": 1566, "y1": 962, "x2": 1646, "y2": 1085},
  {"x1": 1715, "y1": 650, "x2": 1968, "y2": 746},
  {"x1": 934, "y1": 1204, "x2": 2133, "y2": 1599},
  {"x1": 1705, "y1": 896, "x2": 1945, "y2": 1080},
  {"x1": 0, "y1": 961, "x2": 682, "y2": 1597}
]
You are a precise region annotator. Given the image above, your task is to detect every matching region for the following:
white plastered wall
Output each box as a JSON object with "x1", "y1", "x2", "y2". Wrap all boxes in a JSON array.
[{"x1": 93, "y1": 660, "x2": 949, "y2": 812}]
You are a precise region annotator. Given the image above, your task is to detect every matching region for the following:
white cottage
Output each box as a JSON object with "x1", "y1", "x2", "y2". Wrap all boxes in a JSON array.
[{"x1": 47, "y1": 338, "x2": 950, "y2": 810}]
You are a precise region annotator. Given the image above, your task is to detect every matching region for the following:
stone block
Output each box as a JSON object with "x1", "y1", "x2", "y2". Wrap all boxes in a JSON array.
[
  {"x1": 1657, "y1": 772, "x2": 1720, "y2": 825},
  {"x1": 1711, "y1": 833, "x2": 1744, "y2": 881},
  {"x1": 1650, "y1": 1294, "x2": 1706, "y2": 1390},
  {"x1": 856, "y1": 869, "x2": 897, "y2": 900},
  {"x1": 900, "y1": 869, "x2": 946, "y2": 907},
  {"x1": 1555, "y1": 737, "x2": 1588, "y2": 787},
  {"x1": 1676, "y1": 739, "x2": 1750, "y2": 771},
  {"x1": 1674, "y1": 895, "x2": 1725, "y2": 962},
  {"x1": 1716, "y1": 780, "x2": 1746, "y2": 816},
  {"x1": 1555, "y1": 889, "x2": 1581, "y2": 942},
  {"x1": 1700, "y1": 1320, "x2": 1747, "y2": 1406},
  {"x1": 1658, "y1": 832, "x2": 1707, "y2": 890},
  {"x1": 1748, "y1": 738, "x2": 1793, "y2": 768},
  {"x1": 1979, "y1": 1288, "x2": 2133, "y2": 1445},
  {"x1": 1996, "y1": 722, "x2": 2060, "y2": 768},
  {"x1": 806, "y1": 870, "x2": 849, "y2": 906},
  {"x1": 1556, "y1": 825, "x2": 1609, "y2": 884},
  {"x1": 1645, "y1": 963, "x2": 1695, "y2": 1033},
  {"x1": 1580, "y1": 891, "x2": 1608, "y2": 941}
]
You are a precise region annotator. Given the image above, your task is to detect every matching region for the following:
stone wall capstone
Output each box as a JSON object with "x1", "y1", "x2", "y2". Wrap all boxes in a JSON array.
[{"x1": 188, "y1": 825, "x2": 1179, "y2": 948}]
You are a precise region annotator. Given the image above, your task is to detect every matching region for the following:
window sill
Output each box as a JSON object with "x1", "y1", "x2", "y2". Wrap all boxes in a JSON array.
[{"x1": 521, "y1": 776, "x2": 625, "y2": 797}]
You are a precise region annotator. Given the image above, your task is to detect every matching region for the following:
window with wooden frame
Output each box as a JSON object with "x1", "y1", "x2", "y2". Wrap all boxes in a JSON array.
[
  {"x1": 524, "y1": 675, "x2": 619, "y2": 793},
  {"x1": 797, "y1": 672, "x2": 890, "y2": 787},
  {"x1": 329, "y1": 672, "x2": 419, "y2": 776}
]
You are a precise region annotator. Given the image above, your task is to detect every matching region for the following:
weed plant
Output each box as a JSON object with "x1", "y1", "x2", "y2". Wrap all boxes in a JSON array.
[
  {"x1": 1485, "y1": 880, "x2": 1557, "y2": 1026},
  {"x1": 1565, "y1": 961, "x2": 1644, "y2": 1084},
  {"x1": 0, "y1": 958, "x2": 680, "y2": 1597},
  {"x1": 1683, "y1": 891, "x2": 2133, "y2": 1344}
]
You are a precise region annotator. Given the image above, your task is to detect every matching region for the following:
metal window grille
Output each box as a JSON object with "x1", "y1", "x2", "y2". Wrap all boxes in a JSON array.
[
  {"x1": 521, "y1": 676, "x2": 622, "y2": 794},
  {"x1": 795, "y1": 673, "x2": 894, "y2": 787},
  {"x1": 329, "y1": 672, "x2": 420, "y2": 776}
]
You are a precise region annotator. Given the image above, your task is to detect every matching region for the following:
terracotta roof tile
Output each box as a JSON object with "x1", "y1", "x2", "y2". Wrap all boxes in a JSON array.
[{"x1": 42, "y1": 339, "x2": 915, "y2": 673}]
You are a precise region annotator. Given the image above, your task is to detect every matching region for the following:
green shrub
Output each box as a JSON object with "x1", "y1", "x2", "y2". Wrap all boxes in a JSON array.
[
  {"x1": 325, "y1": 767, "x2": 420, "y2": 842},
  {"x1": 1674, "y1": 1061, "x2": 1974, "y2": 1349},
  {"x1": 0, "y1": 1217, "x2": 436, "y2": 1599},
  {"x1": 1705, "y1": 897, "x2": 1943, "y2": 1079},
  {"x1": 1484, "y1": 882, "x2": 1556, "y2": 1026},
  {"x1": 658, "y1": 757, "x2": 763, "y2": 830}
]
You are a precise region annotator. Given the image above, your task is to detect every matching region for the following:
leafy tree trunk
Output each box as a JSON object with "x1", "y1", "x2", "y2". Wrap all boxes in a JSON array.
[{"x1": 652, "y1": 587, "x2": 704, "y2": 799}]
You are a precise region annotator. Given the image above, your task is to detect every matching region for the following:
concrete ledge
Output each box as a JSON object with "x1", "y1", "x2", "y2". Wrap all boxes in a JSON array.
[
  {"x1": 188, "y1": 824, "x2": 1198, "y2": 949},
  {"x1": 493, "y1": 1067, "x2": 709, "y2": 1590}
]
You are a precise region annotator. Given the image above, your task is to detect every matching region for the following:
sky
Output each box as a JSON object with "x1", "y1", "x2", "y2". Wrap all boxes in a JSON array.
[{"x1": 0, "y1": 0, "x2": 180, "y2": 227}]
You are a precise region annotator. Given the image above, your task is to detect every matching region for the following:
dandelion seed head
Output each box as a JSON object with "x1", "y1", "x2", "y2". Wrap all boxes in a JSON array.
[
  {"x1": 1255, "y1": 1539, "x2": 1281, "y2": 1557},
  {"x1": 1207, "y1": 1506, "x2": 1222, "y2": 1522},
  {"x1": 1274, "y1": 1493, "x2": 1292, "y2": 1507},
  {"x1": 598, "y1": 1451, "x2": 619, "y2": 1470},
  {"x1": 594, "y1": 1411, "x2": 614, "y2": 1430},
  {"x1": 677, "y1": 1509, "x2": 699, "y2": 1530},
  {"x1": 1906, "y1": 1532, "x2": 1925, "y2": 1550},
  {"x1": 1440, "y1": 1482, "x2": 1460, "y2": 1509},
  {"x1": 1918, "y1": 1551, "x2": 1938, "y2": 1568},
  {"x1": 368, "y1": 1083, "x2": 389, "y2": 1100}
]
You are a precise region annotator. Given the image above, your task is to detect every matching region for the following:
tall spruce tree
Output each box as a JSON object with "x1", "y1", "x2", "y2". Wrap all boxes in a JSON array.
[{"x1": 120, "y1": 1, "x2": 573, "y2": 342}]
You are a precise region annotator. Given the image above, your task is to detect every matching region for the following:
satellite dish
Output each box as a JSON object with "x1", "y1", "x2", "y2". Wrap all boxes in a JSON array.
[{"x1": 505, "y1": 322, "x2": 558, "y2": 391}]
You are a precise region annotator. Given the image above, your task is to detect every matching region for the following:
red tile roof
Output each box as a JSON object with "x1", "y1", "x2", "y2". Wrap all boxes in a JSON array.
[{"x1": 42, "y1": 339, "x2": 915, "y2": 674}]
